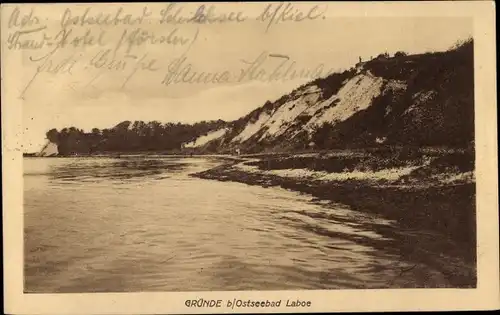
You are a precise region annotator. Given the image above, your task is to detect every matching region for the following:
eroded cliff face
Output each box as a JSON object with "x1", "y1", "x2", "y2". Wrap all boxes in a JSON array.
[
  {"x1": 38, "y1": 40, "x2": 473, "y2": 156},
  {"x1": 225, "y1": 71, "x2": 387, "y2": 148},
  {"x1": 190, "y1": 39, "x2": 473, "y2": 153}
]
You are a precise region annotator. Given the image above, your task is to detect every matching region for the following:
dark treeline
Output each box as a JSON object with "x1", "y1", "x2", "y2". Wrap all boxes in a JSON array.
[{"x1": 45, "y1": 120, "x2": 227, "y2": 155}]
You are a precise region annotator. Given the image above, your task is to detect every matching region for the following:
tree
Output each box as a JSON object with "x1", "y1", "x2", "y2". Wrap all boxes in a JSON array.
[
  {"x1": 45, "y1": 119, "x2": 230, "y2": 155},
  {"x1": 395, "y1": 51, "x2": 408, "y2": 58},
  {"x1": 376, "y1": 52, "x2": 390, "y2": 59},
  {"x1": 296, "y1": 114, "x2": 312, "y2": 125},
  {"x1": 46, "y1": 128, "x2": 59, "y2": 143}
]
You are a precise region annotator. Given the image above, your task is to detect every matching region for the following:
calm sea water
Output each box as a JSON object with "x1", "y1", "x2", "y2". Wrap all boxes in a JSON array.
[{"x1": 24, "y1": 157, "x2": 467, "y2": 292}]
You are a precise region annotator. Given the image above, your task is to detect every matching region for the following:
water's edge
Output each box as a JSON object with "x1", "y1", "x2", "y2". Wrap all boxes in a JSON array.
[
  {"x1": 191, "y1": 157, "x2": 476, "y2": 287},
  {"x1": 24, "y1": 156, "x2": 476, "y2": 291}
]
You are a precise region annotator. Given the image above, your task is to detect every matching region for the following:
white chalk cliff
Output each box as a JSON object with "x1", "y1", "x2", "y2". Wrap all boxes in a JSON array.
[
  {"x1": 185, "y1": 41, "x2": 474, "y2": 153},
  {"x1": 37, "y1": 141, "x2": 58, "y2": 157}
]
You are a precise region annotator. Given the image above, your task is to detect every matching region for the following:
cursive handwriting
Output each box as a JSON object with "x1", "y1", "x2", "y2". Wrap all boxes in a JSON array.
[
  {"x1": 239, "y1": 52, "x2": 329, "y2": 82},
  {"x1": 257, "y1": 3, "x2": 328, "y2": 32},
  {"x1": 86, "y1": 49, "x2": 159, "y2": 90},
  {"x1": 60, "y1": 7, "x2": 152, "y2": 29},
  {"x1": 114, "y1": 27, "x2": 197, "y2": 55},
  {"x1": 162, "y1": 55, "x2": 232, "y2": 86},
  {"x1": 162, "y1": 51, "x2": 332, "y2": 86},
  {"x1": 190, "y1": 5, "x2": 248, "y2": 24},
  {"x1": 159, "y1": 3, "x2": 247, "y2": 25},
  {"x1": 20, "y1": 51, "x2": 79, "y2": 99},
  {"x1": 8, "y1": 4, "x2": 333, "y2": 99},
  {"x1": 7, "y1": 26, "x2": 49, "y2": 50},
  {"x1": 8, "y1": 7, "x2": 41, "y2": 28},
  {"x1": 7, "y1": 26, "x2": 107, "y2": 56}
]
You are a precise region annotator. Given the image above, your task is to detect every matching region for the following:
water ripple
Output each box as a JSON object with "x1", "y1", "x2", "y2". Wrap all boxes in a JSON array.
[{"x1": 24, "y1": 157, "x2": 465, "y2": 292}]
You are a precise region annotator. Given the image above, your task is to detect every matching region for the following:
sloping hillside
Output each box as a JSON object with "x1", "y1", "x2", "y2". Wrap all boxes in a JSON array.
[
  {"x1": 184, "y1": 128, "x2": 228, "y2": 148},
  {"x1": 39, "y1": 39, "x2": 473, "y2": 156},
  {"x1": 196, "y1": 39, "x2": 473, "y2": 153}
]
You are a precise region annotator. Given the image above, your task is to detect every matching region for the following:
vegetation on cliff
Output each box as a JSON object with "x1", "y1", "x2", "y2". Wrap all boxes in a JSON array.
[
  {"x1": 40, "y1": 38, "x2": 473, "y2": 156},
  {"x1": 310, "y1": 38, "x2": 474, "y2": 150}
]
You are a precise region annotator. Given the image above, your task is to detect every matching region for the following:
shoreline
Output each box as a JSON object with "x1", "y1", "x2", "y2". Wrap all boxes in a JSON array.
[
  {"x1": 26, "y1": 151, "x2": 476, "y2": 254},
  {"x1": 190, "y1": 154, "x2": 476, "y2": 269},
  {"x1": 24, "y1": 151, "x2": 477, "y2": 286},
  {"x1": 190, "y1": 157, "x2": 476, "y2": 287},
  {"x1": 23, "y1": 145, "x2": 470, "y2": 158},
  {"x1": 23, "y1": 153, "x2": 240, "y2": 159},
  {"x1": 191, "y1": 158, "x2": 475, "y2": 244}
]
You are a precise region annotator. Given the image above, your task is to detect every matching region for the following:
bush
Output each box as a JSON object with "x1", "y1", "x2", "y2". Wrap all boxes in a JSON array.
[
  {"x1": 296, "y1": 114, "x2": 313, "y2": 125},
  {"x1": 376, "y1": 52, "x2": 390, "y2": 59},
  {"x1": 394, "y1": 51, "x2": 408, "y2": 58},
  {"x1": 311, "y1": 122, "x2": 335, "y2": 149}
]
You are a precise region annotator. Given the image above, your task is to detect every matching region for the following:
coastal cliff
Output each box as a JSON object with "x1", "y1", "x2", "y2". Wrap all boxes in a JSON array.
[
  {"x1": 29, "y1": 39, "x2": 476, "y2": 286},
  {"x1": 37, "y1": 39, "x2": 473, "y2": 157},
  {"x1": 189, "y1": 39, "x2": 473, "y2": 153},
  {"x1": 37, "y1": 141, "x2": 58, "y2": 157}
]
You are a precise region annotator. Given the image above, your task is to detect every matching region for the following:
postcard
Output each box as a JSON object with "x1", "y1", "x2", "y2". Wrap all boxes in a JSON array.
[{"x1": 2, "y1": 1, "x2": 499, "y2": 314}]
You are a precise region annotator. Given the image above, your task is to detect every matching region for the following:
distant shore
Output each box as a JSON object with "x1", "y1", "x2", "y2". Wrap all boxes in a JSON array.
[
  {"x1": 23, "y1": 152, "x2": 237, "y2": 159},
  {"x1": 23, "y1": 145, "x2": 470, "y2": 157}
]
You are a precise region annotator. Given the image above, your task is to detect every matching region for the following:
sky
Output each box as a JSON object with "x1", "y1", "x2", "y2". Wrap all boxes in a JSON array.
[{"x1": 10, "y1": 3, "x2": 473, "y2": 152}]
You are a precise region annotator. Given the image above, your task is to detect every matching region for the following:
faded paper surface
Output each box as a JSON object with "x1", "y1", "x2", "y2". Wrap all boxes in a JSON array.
[{"x1": 2, "y1": 1, "x2": 498, "y2": 314}]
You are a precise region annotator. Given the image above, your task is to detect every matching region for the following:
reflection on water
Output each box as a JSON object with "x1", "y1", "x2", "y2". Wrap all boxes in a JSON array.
[
  {"x1": 25, "y1": 158, "x2": 189, "y2": 183},
  {"x1": 24, "y1": 157, "x2": 467, "y2": 292}
]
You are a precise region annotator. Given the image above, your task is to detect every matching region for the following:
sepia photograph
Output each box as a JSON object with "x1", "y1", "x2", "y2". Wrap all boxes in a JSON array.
[{"x1": 2, "y1": 1, "x2": 498, "y2": 314}]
